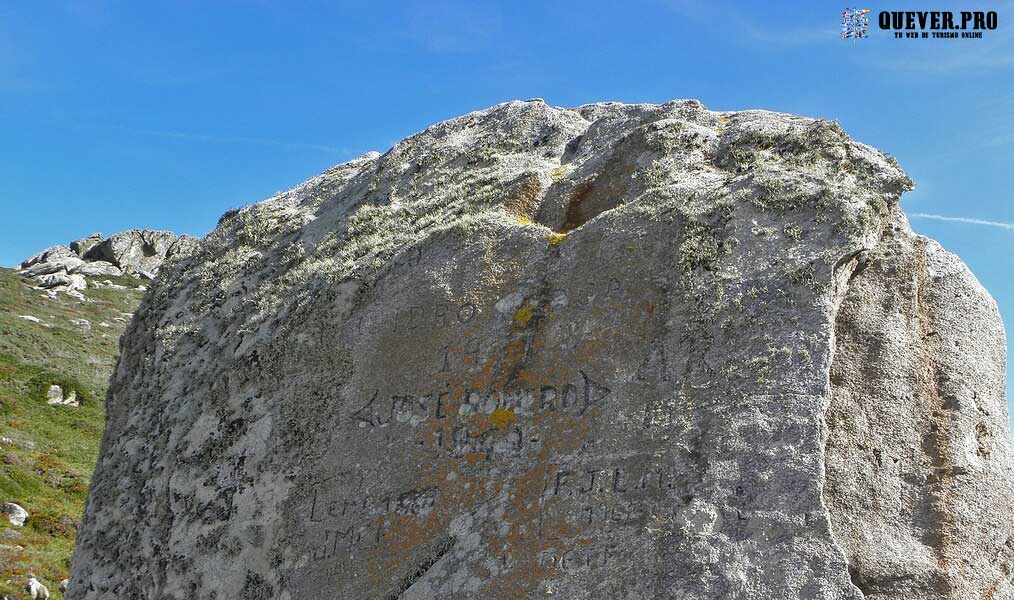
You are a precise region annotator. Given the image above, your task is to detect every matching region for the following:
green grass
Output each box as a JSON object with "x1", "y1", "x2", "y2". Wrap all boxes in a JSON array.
[{"x1": 0, "y1": 268, "x2": 143, "y2": 596}]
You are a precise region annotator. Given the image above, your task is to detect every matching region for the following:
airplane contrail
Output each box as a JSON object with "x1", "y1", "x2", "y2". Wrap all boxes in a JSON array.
[{"x1": 910, "y1": 213, "x2": 1014, "y2": 231}]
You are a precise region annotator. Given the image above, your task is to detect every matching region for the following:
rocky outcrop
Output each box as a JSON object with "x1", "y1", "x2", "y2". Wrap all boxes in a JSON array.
[
  {"x1": 19, "y1": 245, "x2": 77, "y2": 269},
  {"x1": 69, "y1": 100, "x2": 1014, "y2": 599},
  {"x1": 70, "y1": 233, "x2": 103, "y2": 257},
  {"x1": 16, "y1": 230, "x2": 192, "y2": 292},
  {"x1": 83, "y1": 230, "x2": 185, "y2": 277}
]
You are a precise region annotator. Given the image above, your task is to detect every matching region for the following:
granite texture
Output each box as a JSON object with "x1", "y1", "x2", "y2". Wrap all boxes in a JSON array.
[{"x1": 69, "y1": 100, "x2": 1013, "y2": 599}]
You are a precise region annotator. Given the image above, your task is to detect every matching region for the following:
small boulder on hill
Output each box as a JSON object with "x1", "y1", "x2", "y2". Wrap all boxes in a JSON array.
[
  {"x1": 2, "y1": 503, "x2": 27, "y2": 527},
  {"x1": 35, "y1": 272, "x2": 86, "y2": 292},
  {"x1": 46, "y1": 385, "x2": 79, "y2": 407},
  {"x1": 16, "y1": 229, "x2": 193, "y2": 292}
]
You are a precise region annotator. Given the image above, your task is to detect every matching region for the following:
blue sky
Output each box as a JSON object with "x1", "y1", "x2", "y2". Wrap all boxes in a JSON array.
[{"x1": 2, "y1": 1, "x2": 1013, "y2": 410}]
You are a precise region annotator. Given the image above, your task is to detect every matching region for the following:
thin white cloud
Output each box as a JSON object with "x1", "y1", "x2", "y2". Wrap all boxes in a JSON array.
[{"x1": 910, "y1": 213, "x2": 1014, "y2": 230}]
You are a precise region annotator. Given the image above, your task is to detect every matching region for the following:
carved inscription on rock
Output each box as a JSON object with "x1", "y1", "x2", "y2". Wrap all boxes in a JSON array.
[
  {"x1": 344, "y1": 371, "x2": 612, "y2": 459},
  {"x1": 285, "y1": 272, "x2": 682, "y2": 598}
]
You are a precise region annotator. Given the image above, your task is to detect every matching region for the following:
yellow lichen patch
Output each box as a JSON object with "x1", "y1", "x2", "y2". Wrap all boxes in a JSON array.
[
  {"x1": 546, "y1": 231, "x2": 568, "y2": 245},
  {"x1": 513, "y1": 303, "x2": 535, "y2": 327},
  {"x1": 517, "y1": 216, "x2": 533, "y2": 226},
  {"x1": 488, "y1": 407, "x2": 517, "y2": 430},
  {"x1": 550, "y1": 165, "x2": 568, "y2": 181}
]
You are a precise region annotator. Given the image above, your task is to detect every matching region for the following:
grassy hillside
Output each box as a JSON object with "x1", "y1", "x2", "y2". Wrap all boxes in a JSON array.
[{"x1": 0, "y1": 268, "x2": 144, "y2": 596}]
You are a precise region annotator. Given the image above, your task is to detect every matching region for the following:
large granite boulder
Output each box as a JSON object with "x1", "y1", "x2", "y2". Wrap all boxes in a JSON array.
[{"x1": 69, "y1": 100, "x2": 1014, "y2": 599}]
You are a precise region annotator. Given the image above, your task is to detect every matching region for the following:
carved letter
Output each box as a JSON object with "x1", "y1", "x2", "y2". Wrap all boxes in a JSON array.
[
  {"x1": 539, "y1": 386, "x2": 557, "y2": 411},
  {"x1": 313, "y1": 529, "x2": 333, "y2": 560},
  {"x1": 612, "y1": 468, "x2": 627, "y2": 493},
  {"x1": 457, "y1": 303, "x2": 477, "y2": 323},
  {"x1": 579, "y1": 370, "x2": 611, "y2": 416},
  {"x1": 554, "y1": 471, "x2": 573, "y2": 496},
  {"x1": 309, "y1": 489, "x2": 323, "y2": 522},
  {"x1": 561, "y1": 384, "x2": 579, "y2": 411},
  {"x1": 434, "y1": 303, "x2": 449, "y2": 327},
  {"x1": 350, "y1": 390, "x2": 380, "y2": 427},
  {"x1": 435, "y1": 391, "x2": 449, "y2": 419}
]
